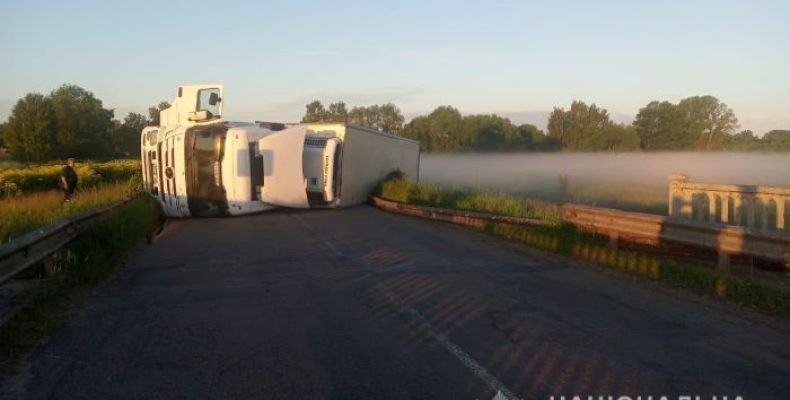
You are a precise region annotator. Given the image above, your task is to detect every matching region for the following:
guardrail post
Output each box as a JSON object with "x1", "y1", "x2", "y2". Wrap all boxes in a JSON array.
[
  {"x1": 708, "y1": 194, "x2": 717, "y2": 223},
  {"x1": 668, "y1": 175, "x2": 689, "y2": 217},
  {"x1": 760, "y1": 197, "x2": 770, "y2": 232},
  {"x1": 746, "y1": 196, "x2": 756, "y2": 229},
  {"x1": 777, "y1": 197, "x2": 785, "y2": 230},
  {"x1": 733, "y1": 196, "x2": 743, "y2": 226},
  {"x1": 721, "y1": 195, "x2": 730, "y2": 224}
]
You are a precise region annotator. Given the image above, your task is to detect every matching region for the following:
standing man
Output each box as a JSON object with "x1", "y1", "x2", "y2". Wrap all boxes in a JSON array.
[{"x1": 61, "y1": 157, "x2": 78, "y2": 202}]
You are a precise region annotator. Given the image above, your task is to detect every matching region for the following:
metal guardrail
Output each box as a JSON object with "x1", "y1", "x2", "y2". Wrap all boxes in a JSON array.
[
  {"x1": 0, "y1": 196, "x2": 136, "y2": 284},
  {"x1": 562, "y1": 204, "x2": 790, "y2": 268},
  {"x1": 370, "y1": 196, "x2": 790, "y2": 269}
]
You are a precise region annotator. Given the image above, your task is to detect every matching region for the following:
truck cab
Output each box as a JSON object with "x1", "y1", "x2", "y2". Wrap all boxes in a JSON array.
[{"x1": 141, "y1": 85, "x2": 275, "y2": 217}]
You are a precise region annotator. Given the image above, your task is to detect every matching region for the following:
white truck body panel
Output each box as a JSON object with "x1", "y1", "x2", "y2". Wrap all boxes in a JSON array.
[
  {"x1": 258, "y1": 126, "x2": 310, "y2": 208},
  {"x1": 334, "y1": 124, "x2": 420, "y2": 207}
]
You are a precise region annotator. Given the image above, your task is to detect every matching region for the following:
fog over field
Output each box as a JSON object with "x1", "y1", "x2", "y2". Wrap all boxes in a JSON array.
[{"x1": 420, "y1": 152, "x2": 790, "y2": 213}]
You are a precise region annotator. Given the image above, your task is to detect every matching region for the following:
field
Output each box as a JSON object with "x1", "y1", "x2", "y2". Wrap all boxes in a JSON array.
[
  {"x1": 0, "y1": 159, "x2": 140, "y2": 197},
  {"x1": 0, "y1": 160, "x2": 142, "y2": 243},
  {"x1": 420, "y1": 152, "x2": 790, "y2": 215}
]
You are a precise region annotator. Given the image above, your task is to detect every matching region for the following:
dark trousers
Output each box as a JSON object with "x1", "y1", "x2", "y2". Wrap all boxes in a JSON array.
[{"x1": 64, "y1": 188, "x2": 75, "y2": 201}]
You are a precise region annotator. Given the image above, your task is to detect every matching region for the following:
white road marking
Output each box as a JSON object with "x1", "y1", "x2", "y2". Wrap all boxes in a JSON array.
[
  {"x1": 300, "y1": 215, "x2": 521, "y2": 400},
  {"x1": 324, "y1": 241, "x2": 343, "y2": 257},
  {"x1": 374, "y1": 281, "x2": 521, "y2": 400}
]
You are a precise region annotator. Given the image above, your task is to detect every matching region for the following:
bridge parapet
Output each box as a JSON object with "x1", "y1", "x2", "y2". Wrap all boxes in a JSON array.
[{"x1": 668, "y1": 175, "x2": 789, "y2": 232}]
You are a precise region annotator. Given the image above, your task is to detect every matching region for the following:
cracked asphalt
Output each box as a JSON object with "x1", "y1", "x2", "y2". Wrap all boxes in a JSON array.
[{"x1": 4, "y1": 206, "x2": 789, "y2": 399}]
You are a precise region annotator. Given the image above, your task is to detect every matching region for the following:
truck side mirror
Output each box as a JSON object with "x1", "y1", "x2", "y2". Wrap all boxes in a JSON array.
[
  {"x1": 188, "y1": 110, "x2": 214, "y2": 122},
  {"x1": 209, "y1": 92, "x2": 221, "y2": 106}
]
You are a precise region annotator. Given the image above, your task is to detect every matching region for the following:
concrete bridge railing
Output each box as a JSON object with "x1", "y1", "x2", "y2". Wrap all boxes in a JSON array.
[{"x1": 668, "y1": 175, "x2": 789, "y2": 232}]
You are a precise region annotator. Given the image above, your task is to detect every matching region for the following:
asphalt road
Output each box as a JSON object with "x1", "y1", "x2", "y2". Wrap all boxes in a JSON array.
[{"x1": 5, "y1": 206, "x2": 790, "y2": 399}]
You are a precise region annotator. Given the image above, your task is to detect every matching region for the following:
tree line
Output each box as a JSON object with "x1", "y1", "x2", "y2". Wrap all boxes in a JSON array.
[
  {"x1": 301, "y1": 96, "x2": 789, "y2": 152},
  {"x1": 0, "y1": 84, "x2": 169, "y2": 162},
  {"x1": 2, "y1": 84, "x2": 788, "y2": 162}
]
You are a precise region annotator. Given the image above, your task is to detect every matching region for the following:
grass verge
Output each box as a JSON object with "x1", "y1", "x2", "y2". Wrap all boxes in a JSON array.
[
  {"x1": 376, "y1": 176, "x2": 790, "y2": 316},
  {"x1": 0, "y1": 159, "x2": 140, "y2": 197},
  {"x1": 377, "y1": 173, "x2": 561, "y2": 223},
  {"x1": 0, "y1": 174, "x2": 142, "y2": 243},
  {"x1": 0, "y1": 194, "x2": 162, "y2": 367}
]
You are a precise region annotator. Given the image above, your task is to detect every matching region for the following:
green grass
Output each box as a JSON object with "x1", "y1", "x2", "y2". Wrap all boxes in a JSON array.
[
  {"x1": 0, "y1": 173, "x2": 143, "y2": 243},
  {"x1": 0, "y1": 159, "x2": 140, "y2": 197},
  {"x1": 0, "y1": 194, "x2": 162, "y2": 366},
  {"x1": 377, "y1": 176, "x2": 562, "y2": 223},
  {"x1": 378, "y1": 175, "x2": 790, "y2": 316}
]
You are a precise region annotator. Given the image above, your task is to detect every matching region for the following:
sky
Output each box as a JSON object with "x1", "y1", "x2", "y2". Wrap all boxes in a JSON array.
[{"x1": 1, "y1": 0, "x2": 788, "y2": 134}]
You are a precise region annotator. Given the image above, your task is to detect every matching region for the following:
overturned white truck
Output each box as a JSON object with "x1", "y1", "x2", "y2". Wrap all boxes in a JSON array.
[{"x1": 140, "y1": 84, "x2": 420, "y2": 217}]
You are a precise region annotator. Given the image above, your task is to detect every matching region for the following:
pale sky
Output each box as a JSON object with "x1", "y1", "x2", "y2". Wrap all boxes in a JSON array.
[{"x1": 1, "y1": 0, "x2": 788, "y2": 134}]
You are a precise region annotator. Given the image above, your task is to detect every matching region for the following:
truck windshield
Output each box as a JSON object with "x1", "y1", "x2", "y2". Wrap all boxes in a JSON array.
[{"x1": 185, "y1": 125, "x2": 230, "y2": 216}]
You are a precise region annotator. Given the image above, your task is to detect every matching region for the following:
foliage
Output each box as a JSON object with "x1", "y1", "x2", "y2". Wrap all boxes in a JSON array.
[
  {"x1": 108, "y1": 112, "x2": 148, "y2": 157},
  {"x1": 300, "y1": 100, "x2": 405, "y2": 133},
  {"x1": 679, "y1": 95, "x2": 739, "y2": 150},
  {"x1": 0, "y1": 159, "x2": 140, "y2": 198},
  {"x1": 376, "y1": 175, "x2": 561, "y2": 223},
  {"x1": 0, "y1": 195, "x2": 161, "y2": 364},
  {"x1": 635, "y1": 96, "x2": 739, "y2": 150},
  {"x1": 0, "y1": 122, "x2": 5, "y2": 147},
  {"x1": 0, "y1": 175, "x2": 143, "y2": 243},
  {"x1": 49, "y1": 84, "x2": 115, "y2": 158},
  {"x1": 301, "y1": 100, "x2": 328, "y2": 123},
  {"x1": 759, "y1": 130, "x2": 790, "y2": 150},
  {"x1": 147, "y1": 101, "x2": 170, "y2": 126},
  {"x1": 349, "y1": 103, "x2": 405, "y2": 134},
  {"x1": 401, "y1": 106, "x2": 554, "y2": 152},
  {"x1": 547, "y1": 101, "x2": 641, "y2": 151},
  {"x1": 3, "y1": 93, "x2": 58, "y2": 161},
  {"x1": 2, "y1": 85, "x2": 143, "y2": 161}
]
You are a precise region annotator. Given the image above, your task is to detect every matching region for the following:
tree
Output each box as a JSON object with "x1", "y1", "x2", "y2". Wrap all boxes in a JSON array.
[
  {"x1": 326, "y1": 101, "x2": 348, "y2": 122},
  {"x1": 547, "y1": 101, "x2": 630, "y2": 151},
  {"x1": 761, "y1": 130, "x2": 790, "y2": 150},
  {"x1": 299, "y1": 100, "x2": 404, "y2": 133},
  {"x1": 634, "y1": 101, "x2": 689, "y2": 150},
  {"x1": 677, "y1": 95, "x2": 738, "y2": 150},
  {"x1": 3, "y1": 93, "x2": 58, "y2": 161},
  {"x1": 462, "y1": 114, "x2": 516, "y2": 151},
  {"x1": 401, "y1": 115, "x2": 434, "y2": 151},
  {"x1": 425, "y1": 106, "x2": 464, "y2": 151},
  {"x1": 348, "y1": 105, "x2": 380, "y2": 129},
  {"x1": 148, "y1": 101, "x2": 171, "y2": 126},
  {"x1": 109, "y1": 112, "x2": 148, "y2": 157},
  {"x1": 377, "y1": 103, "x2": 405, "y2": 134},
  {"x1": 401, "y1": 106, "x2": 464, "y2": 152},
  {"x1": 301, "y1": 100, "x2": 327, "y2": 123},
  {"x1": 634, "y1": 96, "x2": 738, "y2": 150},
  {"x1": 50, "y1": 84, "x2": 114, "y2": 158},
  {"x1": 0, "y1": 123, "x2": 5, "y2": 148}
]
